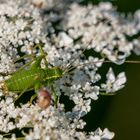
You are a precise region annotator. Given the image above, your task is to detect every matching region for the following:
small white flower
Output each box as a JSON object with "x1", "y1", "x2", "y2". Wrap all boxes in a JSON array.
[
  {"x1": 102, "y1": 128, "x2": 115, "y2": 139},
  {"x1": 59, "y1": 32, "x2": 73, "y2": 46},
  {"x1": 89, "y1": 128, "x2": 115, "y2": 140},
  {"x1": 101, "y1": 68, "x2": 127, "y2": 93}
]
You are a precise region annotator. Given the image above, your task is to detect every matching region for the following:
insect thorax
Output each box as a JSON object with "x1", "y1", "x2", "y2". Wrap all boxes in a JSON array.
[{"x1": 44, "y1": 67, "x2": 64, "y2": 81}]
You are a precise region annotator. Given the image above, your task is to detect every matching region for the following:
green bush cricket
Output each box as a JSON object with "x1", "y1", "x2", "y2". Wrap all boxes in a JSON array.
[{"x1": 0, "y1": 44, "x2": 66, "y2": 106}]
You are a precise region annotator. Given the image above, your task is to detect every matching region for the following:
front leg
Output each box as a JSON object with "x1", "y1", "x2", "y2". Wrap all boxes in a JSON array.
[
  {"x1": 30, "y1": 93, "x2": 37, "y2": 104},
  {"x1": 51, "y1": 84, "x2": 58, "y2": 108},
  {"x1": 35, "y1": 43, "x2": 48, "y2": 67}
]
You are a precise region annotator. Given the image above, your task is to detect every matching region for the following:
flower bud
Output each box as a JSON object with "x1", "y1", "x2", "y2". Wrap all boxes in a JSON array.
[{"x1": 37, "y1": 89, "x2": 51, "y2": 109}]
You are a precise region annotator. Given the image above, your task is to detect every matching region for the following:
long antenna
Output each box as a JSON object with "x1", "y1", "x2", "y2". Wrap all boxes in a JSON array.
[
  {"x1": 64, "y1": 59, "x2": 140, "y2": 75},
  {"x1": 63, "y1": 42, "x2": 90, "y2": 73},
  {"x1": 63, "y1": 34, "x2": 101, "y2": 74}
]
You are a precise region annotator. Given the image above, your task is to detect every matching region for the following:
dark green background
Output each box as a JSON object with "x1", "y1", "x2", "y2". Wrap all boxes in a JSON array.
[
  {"x1": 82, "y1": 0, "x2": 140, "y2": 13},
  {"x1": 81, "y1": 0, "x2": 140, "y2": 140}
]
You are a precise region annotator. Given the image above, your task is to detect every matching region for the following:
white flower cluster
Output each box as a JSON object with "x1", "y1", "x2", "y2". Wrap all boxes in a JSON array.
[
  {"x1": 0, "y1": 0, "x2": 139, "y2": 139},
  {"x1": 60, "y1": 2, "x2": 140, "y2": 64},
  {"x1": 0, "y1": 97, "x2": 115, "y2": 140},
  {"x1": 0, "y1": 0, "x2": 46, "y2": 74}
]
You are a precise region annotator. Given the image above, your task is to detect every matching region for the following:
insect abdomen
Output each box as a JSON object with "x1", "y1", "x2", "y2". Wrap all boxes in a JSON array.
[{"x1": 5, "y1": 69, "x2": 45, "y2": 92}]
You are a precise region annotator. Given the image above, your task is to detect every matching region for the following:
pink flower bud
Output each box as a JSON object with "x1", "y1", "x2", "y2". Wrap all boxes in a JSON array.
[{"x1": 37, "y1": 89, "x2": 51, "y2": 109}]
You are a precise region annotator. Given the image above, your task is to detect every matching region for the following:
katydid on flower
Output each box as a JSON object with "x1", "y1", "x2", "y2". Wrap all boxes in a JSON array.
[
  {"x1": 0, "y1": 44, "x2": 66, "y2": 106},
  {"x1": 0, "y1": 43, "x2": 140, "y2": 107}
]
